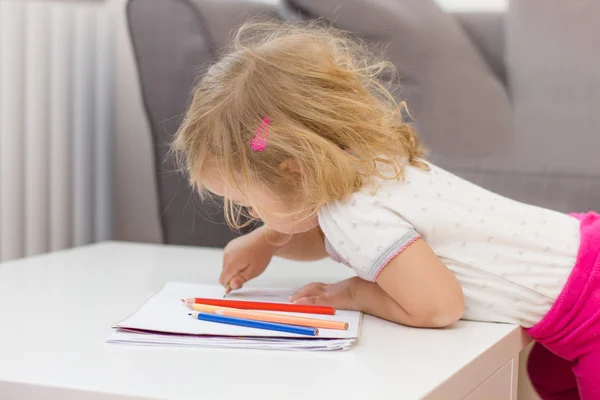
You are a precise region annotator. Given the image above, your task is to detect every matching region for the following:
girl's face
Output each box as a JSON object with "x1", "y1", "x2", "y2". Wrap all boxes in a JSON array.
[{"x1": 202, "y1": 171, "x2": 318, "y2": 235}]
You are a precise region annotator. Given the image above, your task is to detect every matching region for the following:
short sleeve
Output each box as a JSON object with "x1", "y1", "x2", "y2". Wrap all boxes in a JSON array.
[{"x1": 318, "y1": 191, "x2": 421, "y2": 282}]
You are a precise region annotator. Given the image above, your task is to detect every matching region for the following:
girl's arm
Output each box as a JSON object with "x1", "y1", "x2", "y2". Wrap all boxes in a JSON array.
[
  {"x1": 291, "y1": 239, "x2": 464, "y2": 328},
  {"x1": 359, "y1": 238, "x2": 464, "y2": 327},
  {"x1": 350, "y1": 244, "x2": 460, "y2": 328},
  {"x1": 219, "y1": 225, "x2": 327, "y2": 292}
]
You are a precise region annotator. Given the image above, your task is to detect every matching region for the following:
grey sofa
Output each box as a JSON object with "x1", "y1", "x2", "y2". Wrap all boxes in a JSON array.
[{"x1": 126, "y1": 0, "x2": 599, "y2": 248}]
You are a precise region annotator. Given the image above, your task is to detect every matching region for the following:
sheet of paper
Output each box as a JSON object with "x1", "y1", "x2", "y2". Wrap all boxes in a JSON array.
[
  {"x1": 114, "y1": 282, "x2": 362, "y2": 339},
  {"x1": 107, "y1": 330, "x2": 354, "y2": 351}
]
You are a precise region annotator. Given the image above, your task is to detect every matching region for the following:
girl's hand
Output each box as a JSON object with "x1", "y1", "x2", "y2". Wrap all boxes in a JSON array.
[
  {"x1": 219, "y1": 227, "x2": 277, "y2": 294},
  {"x1": 288, "y1": 278, "x2": 361, "y2": 310}
]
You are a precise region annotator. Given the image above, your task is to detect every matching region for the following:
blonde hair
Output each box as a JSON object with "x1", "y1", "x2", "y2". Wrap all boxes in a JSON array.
[{"x1": 173, "y1": 20, "x2": 427, "y2": 227}]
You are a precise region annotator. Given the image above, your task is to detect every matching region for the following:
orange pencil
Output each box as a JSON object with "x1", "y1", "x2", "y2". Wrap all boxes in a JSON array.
[{"x1": 190, "y1": 303, "x2": 348, "y2": 330}]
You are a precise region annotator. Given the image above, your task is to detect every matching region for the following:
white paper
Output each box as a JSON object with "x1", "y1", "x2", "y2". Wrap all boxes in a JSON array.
[
  {"x1": 107, "y1": 330, "x2": 354, "y2": 351},
  {"x1": 107, "y1": 282, "x2": 362, "y2": 351}
]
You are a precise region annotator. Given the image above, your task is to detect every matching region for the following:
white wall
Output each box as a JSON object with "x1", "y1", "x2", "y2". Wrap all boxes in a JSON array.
[{"x1": 0, "y1": 0, "x2": 115, "y2": 261}]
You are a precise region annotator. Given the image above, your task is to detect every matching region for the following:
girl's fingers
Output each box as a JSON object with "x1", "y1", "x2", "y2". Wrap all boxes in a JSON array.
[
  {"x1": 292, "y1": 296, "x2": 317, "y2": 305},
  {"x1": 292, "y1": 295, "x2": 335, "y2": 306},
  {"x1": 220, "y1": 263, "x2": 248, "y2": 287},
  {"x1": 288, "y1": 282, "x2": 325, "y2": 302},
  {"x1": 229, "y1": 274, "x2": 248, "y2": 290}
]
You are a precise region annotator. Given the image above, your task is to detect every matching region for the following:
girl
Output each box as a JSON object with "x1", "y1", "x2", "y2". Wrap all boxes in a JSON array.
[{"x1": 173, "y1": 21, "x2": 600, "y2": 399}]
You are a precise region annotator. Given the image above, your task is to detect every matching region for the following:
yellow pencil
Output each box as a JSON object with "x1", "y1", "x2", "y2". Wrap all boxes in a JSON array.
[{"x1": 189, "y1": 303, "x2": 348, "y2": 330}]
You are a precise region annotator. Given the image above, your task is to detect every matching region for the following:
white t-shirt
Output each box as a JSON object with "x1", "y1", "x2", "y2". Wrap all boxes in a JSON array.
[{"x1": 318, "y1": 161, "x2": 580, "y2": 327}]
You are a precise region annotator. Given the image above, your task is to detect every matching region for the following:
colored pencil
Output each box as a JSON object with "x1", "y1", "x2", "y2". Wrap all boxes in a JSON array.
[
  {"x1": 188, "y1": 311, "x2": 319, "y2": 336},
  {"x1": 190, "y1": 303, "x2": 348, "y2": 330},
  {"x1": 182, "y1": 297, "x2": 335, "y2": 315},
  {"x1": 223, "y1": 282, "x2": 230, "y2": 298}
]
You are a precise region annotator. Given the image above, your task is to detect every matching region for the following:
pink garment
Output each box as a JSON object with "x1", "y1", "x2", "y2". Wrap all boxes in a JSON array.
[{"x1": 526, "y1": 212, "x2": 600, "y2": 400}]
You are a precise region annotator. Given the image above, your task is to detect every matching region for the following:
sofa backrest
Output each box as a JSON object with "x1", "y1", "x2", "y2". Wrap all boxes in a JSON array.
[{"x1": 127, "y1": 0, "x2": 279, "y2": 246}]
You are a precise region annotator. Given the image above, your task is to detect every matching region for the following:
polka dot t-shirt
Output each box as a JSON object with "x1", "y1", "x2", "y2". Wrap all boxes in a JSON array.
[{"x1": 318, "y1": 161, "x2": 580, "y2": 327}]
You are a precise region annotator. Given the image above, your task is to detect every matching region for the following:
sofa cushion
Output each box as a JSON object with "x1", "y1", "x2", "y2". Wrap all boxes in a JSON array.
[
  {"x1": 284, "y1": 0, "x2": 515, "y2": 159},
  {"x1": 455, "y1": 12, "x2": 506, "y2": 84},
  {"x1": 127, "y1": 0, "x2": 276, "y2": 246},
  {"x1": 505, "y1": 0, "x2": 600, "y2": 176},
  {"x1": 458, "y1": 169, "x2": 600, "y2": 214},
  {"x1": 437, "y1": 0, "x2": 600, "y2": 213}
]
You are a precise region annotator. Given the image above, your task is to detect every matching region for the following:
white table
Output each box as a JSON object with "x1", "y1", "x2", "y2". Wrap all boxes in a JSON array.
[{"x1": 0, "y1": 242, "x2": 531, "y2": 400}]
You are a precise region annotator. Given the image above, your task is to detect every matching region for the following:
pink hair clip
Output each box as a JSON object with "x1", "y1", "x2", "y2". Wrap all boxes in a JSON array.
[{"x1": 251, "y1": 116, "x2": 270, "y2": 152}]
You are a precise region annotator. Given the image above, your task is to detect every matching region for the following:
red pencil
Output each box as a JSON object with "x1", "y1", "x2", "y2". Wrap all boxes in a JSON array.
[{"x1": 182, "y1": 298, "x2": 336, "y2": 315}]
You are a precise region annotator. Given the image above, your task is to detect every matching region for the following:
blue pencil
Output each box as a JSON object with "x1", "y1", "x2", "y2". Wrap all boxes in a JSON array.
[{"x1": 188, "y1": 311, "x2": 319, "y2": 336}]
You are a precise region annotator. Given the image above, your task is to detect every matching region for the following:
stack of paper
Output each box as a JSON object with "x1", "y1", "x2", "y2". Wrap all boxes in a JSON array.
[{"x1": 107, "y1": 282, "x2": 362, "y2": 351}]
